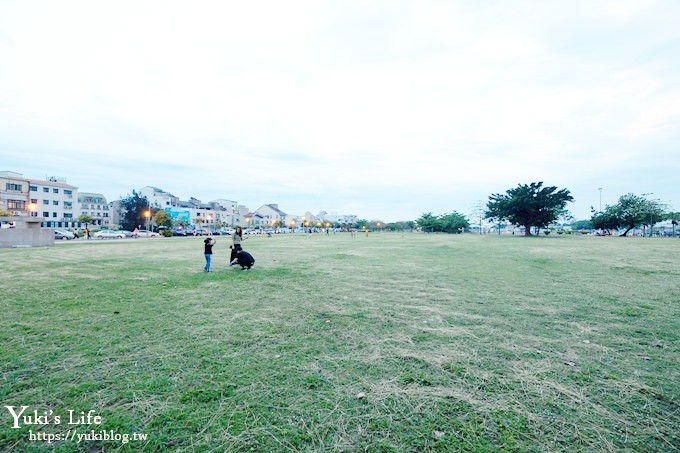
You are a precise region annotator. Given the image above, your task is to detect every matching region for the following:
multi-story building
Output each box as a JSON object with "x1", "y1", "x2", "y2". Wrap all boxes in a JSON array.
[
  {"x1": 78, "y1": 192, "x2": 110, "y2": 228},
  {"x1": 210, "y1": 199, "x2": 240, "y2": 227},
  {"x1": 29, "y1": 176, "x2": 79, "y2": 228},
  {"x1": 0, "y1": 171, "x2": 30, "y2": 216},
  {"x1": 254, "y1": 204, "x2": 288, "y2": 229},
  {"x1": 139, "y1": 186, "x2": 179, "y2": 209}
]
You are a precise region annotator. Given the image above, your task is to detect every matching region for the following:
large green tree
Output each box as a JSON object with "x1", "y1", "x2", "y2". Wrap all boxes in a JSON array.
[
  {"x1": 119, "y1": 191, "x2": 150, "y2": 231},
  {"x1": 591, "y1": 194, "x2": 666, "y2": 236},
  {"x1": 153, "y1": 210, "x2": 171, "y2": 229},
  {"x1": 416, "y1": 212, "x2": 439, "y2": 232},
  {"x1": 439, "y1": 212, "x2": 469, "y2": 233},
  {"x1": 485, "y1": 182, "x2": 573, "y2": 236},
  {"x1": 416, "y1": 212, "x2": 469, "y2": 233}
]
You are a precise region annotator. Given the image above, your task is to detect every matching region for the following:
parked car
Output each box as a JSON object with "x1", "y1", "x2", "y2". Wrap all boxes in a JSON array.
[
  {"x1": 119, "y1": 230, "x2": 135, "y2": 237},
  {"x1": 134, "y1": 229, "x2": 160, "y2": 238},
  {"x1": 54, "y1": 229, "x2": 75, "y2": 240},
  {"x1": 171, "y1": 228, "x2": 188, "y2": 236},
  {"x1": 193, "y1": 229, "x2": 210, "y2": 236},
  {"x1": 93, "y1": 229, "x2": 126, "y2": 239}
]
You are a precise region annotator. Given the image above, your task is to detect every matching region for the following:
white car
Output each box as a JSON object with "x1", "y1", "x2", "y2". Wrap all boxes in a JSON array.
[
  {"x1": 93, "y1": 229, "x2": 126, "y2": 239},
  {"x1": 54, "y1": 229, "x2": 75, "y2": 240},
  {"x1": 134, "y1": 230, "x2": 160, "y2": 238}
]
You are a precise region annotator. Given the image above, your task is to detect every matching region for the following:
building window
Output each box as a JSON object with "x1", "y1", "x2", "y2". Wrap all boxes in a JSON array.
[
  {"x1": 30, "y1": 186, "x2": 37, "y2": 191},
  {"x1": 8, "y1": 200, "x2": 25, "y2": 210},
  {"x1": 43, "y1": 212, "x2": 49, "y2": 217},
  {"x1": 53, "y1": 188, "x2": 59, "y2": 194},
  {"x1": 64, "y1": 190, "x2": 72, "y2": 195},
  {"x1": 64, "y1": 214, "x2": 72, "y2": 219},
  {"x1": 43, "y1": 187, "x2": 49, "y2": 193},
  {"x1": 53, "y1": 200, "x2": 59, "y2": 206},
  {"x1": 5, "y1": 183, "x2": 22, "y2": 191},
  {"x1": 52, "y1": 212, "x2": 57, "y2": 218},
  {"x1": 43, "y1": 200, "x2": 49, "y2": 205},
  {"x1": 31, "y1": 199, "x2": 37, "y2": 204}
]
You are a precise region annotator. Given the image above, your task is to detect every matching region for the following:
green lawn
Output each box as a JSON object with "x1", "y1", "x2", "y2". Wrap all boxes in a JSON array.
[{"x1": 1, "y1": 233, "x2": 679, "y2": 452}]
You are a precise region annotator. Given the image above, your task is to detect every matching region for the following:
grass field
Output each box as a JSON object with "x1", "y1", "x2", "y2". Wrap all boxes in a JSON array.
[{"x1": 1, "y1": 233, "x2": 679, "y2": 452}]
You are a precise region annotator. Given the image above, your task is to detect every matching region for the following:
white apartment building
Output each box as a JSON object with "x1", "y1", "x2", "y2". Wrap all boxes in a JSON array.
[
  {"x1": 210, "y1": 199, "x2": 241, "y2": 227},
  {"x1": 0, "y1": 171, "x2": 30, "y2": 216},
  {"x1": 29, "y1": 176, "x2": 79, "y2": 227},
  {"x1": 254, "y1": 204, "x2": 288, "y2": 228},
  {"x1": 139, "y1": 186, "x2": 179, "y2": 209},
  {"x1": 78, "y1": 192, "x2": 110, "y2": 228}
]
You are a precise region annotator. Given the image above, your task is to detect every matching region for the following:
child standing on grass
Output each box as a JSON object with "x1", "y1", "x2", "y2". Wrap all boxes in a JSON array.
[{"x1": 203, "y1": 237, "x2": 216, "y2": 272}]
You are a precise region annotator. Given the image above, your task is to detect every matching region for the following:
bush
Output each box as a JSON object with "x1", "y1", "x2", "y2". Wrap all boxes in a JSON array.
[{"x1": 161, "y1": 230, "x2": 173, "y2": 238}]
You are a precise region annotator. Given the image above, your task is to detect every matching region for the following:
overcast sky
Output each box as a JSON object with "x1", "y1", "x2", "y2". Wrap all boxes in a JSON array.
[{"x1": 1, "y1": 1, "x2": 678, "y2": 222}]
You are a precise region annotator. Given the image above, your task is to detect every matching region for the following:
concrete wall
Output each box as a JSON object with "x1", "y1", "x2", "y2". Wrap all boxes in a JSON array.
[{"x1": 0, "y1": 217, "x2": 54, "y2": 248}]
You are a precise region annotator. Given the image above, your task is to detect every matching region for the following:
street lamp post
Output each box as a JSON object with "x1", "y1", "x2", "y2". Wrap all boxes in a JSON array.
[
  {"x1": 598, "y1": 188, "x2": 602, "y2": 212},
  {"x1": 641, "y1": 193, "x2": 654, "y2": 237},
  {"x1": 144, "y1": 210, "x2": 150, "y2": 230}
]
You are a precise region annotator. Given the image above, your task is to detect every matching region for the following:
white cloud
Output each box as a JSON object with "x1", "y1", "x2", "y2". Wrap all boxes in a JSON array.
[{"x1": 1, "y1": 0, "x2": 679, "y2": 221}]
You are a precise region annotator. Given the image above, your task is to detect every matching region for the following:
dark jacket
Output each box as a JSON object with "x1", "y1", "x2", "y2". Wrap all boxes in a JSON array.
[{"x1": 236, "y1": 250, "x2": 255, "y2": 268}]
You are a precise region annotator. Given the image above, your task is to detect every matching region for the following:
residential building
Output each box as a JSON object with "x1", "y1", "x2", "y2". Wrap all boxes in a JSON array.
[
  {"x1": 0, "y1": 171, "x2": 30, "y2": 216},
  {"x1": 28, "y1": 176, "x2": 78, "y2": 228},
  {"x1": 109, "y1": 200, "x2": 122, "y2": 228},
  {"x1": 78, "y1": 192, "x2": 110, "y2": 228},
  {"x1": 210, "y1": 199, "x2": 240, "y2": 227},
  {"x1": 254, "y1": 204, "x2": 288, "y2": 228},
  {"x1": 139, "y1": 186, "x2": 179, "y2": 209}
]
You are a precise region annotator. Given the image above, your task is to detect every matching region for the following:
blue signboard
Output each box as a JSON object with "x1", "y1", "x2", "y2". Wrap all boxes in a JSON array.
[{"x1": 165, "y1": 208, "x2": 191, "y2": 222}]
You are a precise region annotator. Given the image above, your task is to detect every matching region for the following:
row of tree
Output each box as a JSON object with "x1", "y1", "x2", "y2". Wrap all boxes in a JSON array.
[
  {"x1": 591, "y1": 194, "x2": 678, "y2": 236},
  {"x1": 416, "y1": 182, "x2": 677, "y2": 237},
  {"x1": 115, "y1": 184, "x2": 677, "y2": 237}
]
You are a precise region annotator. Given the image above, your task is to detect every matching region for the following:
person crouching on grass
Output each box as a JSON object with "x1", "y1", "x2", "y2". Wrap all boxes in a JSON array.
[
  {"x1": 203, "y1": 237, "x2": 216, "y2": 272},
  {"x1": 230, "y1": 249, "x2": 255, "y2": 271}
]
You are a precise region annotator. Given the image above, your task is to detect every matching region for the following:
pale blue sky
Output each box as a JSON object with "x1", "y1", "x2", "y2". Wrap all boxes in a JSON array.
[{"x1": 1, "y1": 1, "x2": 678, "y2": 221}]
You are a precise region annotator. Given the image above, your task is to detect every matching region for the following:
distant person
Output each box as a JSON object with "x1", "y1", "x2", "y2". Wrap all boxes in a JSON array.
[
  {"x1": 84, "y1": 228, "x2": 91, "y2": 240},
  {"x1": 73, "y1": 230, "x2": 79, "y2": 239},
  {"x1": 230, "y1": 249, "x2": 255, "y2": 271},
  {"x1": 203, "y1": 237, "x2": 216, "y2": 272},
  {"x1": 230, "y1": 226, "x2": 247, "y2": 262}
]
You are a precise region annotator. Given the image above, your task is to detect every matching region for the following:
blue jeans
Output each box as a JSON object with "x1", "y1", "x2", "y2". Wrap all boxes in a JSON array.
[{"x1": 204, "y1": 254, "x2": 212, "y2": 271}]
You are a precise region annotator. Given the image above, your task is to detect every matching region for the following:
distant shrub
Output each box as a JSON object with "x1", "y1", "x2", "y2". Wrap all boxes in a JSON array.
[{"x1": 161, "y1": 230, "x2": 172, "y2": 238}]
